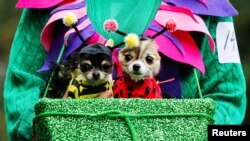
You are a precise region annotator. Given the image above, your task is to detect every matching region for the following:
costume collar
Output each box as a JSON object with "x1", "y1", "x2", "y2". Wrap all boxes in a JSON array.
[{"x1": 72, "y1": 78, "x2": 110, "y2": 96}]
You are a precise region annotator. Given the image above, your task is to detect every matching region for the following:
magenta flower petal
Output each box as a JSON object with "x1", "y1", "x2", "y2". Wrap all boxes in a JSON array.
[{"x1": 16, "y1": 0, "x2": 66, "y2": 9}]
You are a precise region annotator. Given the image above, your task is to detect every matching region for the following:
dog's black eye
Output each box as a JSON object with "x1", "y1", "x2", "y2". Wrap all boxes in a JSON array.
[
  {"x1": 124, "y1": 54, "x2": 132, "y2": 62},
  {"x1": 102, "y1": 63, "x2": 111, "y2": 70},
  {"x1": 80, "y1": 63, "x2": 91, "y2": 72},
  {"x1": 146, "y1": 56, "x2": 154, "y2": 64}
]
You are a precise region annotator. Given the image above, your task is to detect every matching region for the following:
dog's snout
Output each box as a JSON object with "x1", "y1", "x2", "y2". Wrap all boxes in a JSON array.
[
  {"x1": 92, "y1": 72, "x2": 100, "y2": 80},
  {"x1": 133, "y1": 64, "x2": 141, "y2": 72}
]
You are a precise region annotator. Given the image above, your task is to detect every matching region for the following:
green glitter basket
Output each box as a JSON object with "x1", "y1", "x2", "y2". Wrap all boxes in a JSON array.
[{"x1": 33, "y1": 98, "x2": 215, "y2": 141}]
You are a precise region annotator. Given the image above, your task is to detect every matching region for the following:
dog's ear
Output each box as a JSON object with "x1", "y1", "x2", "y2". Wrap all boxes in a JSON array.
[
  {"x1": 70, "y1": 52, "x2": 80, "y2": 64},
  {"x1": 49, "y1": 61, "x2": 61, "y2": 72}
]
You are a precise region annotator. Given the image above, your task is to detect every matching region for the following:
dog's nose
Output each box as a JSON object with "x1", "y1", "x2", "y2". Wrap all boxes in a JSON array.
[
  {"x1": 92, "y1": 72, "x2": 100, "y2": 80},
  {"x1": 133, "y1": 64, "x2": 141, "y2": 72}
]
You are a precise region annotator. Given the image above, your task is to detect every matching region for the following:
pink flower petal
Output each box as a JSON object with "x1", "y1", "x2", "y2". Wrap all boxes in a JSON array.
[
  {"x1": 16, "y1": 0, "x2": 65, "y2": 9},
  {"x1": 155, "y1": 8, "x2": 214, "y2": 52},
  {"x1": 41, "y1": 6, "x2": 86, "y2": 51}
]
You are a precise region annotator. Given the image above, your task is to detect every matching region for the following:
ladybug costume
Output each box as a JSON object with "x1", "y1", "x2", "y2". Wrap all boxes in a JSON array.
[
  {"x1": 113, "y1": 74, "x2": 162, "y2": 98},
  {"x1": 113, "y1": 61, "x2": 162, "y2": 99}
]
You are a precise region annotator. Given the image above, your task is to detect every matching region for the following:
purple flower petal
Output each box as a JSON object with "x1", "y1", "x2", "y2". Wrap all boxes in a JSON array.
[
  {"x1": 164, "y1": 0, "x2": 238, "y2": 17},
  {"x1": 50, "y1": 0, "x2": 86, "y2": 15}
]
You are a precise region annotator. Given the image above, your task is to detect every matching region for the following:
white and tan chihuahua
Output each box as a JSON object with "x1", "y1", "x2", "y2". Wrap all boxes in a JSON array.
[{"x1": 113, "y1": 35, "x2": 162, "y2": 98}]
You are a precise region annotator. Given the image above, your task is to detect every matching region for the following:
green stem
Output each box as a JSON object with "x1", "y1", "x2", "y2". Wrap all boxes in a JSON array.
[
  {"x1": 193, "y1": 69, "x2": 203, "y2": 98},
  {"x1": 43, "y1": 37, "x2": 68, "y2": 98}
]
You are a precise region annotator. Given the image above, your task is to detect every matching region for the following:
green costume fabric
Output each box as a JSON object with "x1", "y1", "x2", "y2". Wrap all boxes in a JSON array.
[
  {"x1": 87, "y1": 0, "x2": 162, "y2": 43},
  {"x1": 4, "y1": 1, "x2": 246, "y2": 140}
]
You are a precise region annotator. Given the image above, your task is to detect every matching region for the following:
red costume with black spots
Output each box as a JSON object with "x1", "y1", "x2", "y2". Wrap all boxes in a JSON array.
[{"x1": 113, "y1": 75, "x2": 162, "y2": 98}]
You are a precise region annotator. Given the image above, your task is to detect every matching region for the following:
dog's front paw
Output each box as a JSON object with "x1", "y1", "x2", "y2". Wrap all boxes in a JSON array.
[{"x1": 97, "y1": 90, "x2": 113, "y2": 98}]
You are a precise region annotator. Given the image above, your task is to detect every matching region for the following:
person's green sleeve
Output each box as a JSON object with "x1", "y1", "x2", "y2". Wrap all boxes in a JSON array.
[
  {"x1": 182, "y1": 16, "x2": 246, "y2": 124},
  {"x1": 4, "y1": 9, "x2": 49, "y2": 140},
  {"x1": 202, "y1": 16, "x2": 246, "y2": 124}
]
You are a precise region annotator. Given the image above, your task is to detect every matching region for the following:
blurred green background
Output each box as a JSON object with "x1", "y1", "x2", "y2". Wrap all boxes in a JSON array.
[{"x1": 0, "y1": 1, "x2": 249, "y2": 140}]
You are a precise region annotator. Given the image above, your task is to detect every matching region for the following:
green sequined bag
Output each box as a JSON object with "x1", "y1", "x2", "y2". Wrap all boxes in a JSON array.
[{"x1": 33, "y1": 98, "x2": 215, "y2": 141}]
